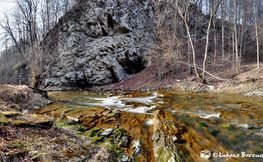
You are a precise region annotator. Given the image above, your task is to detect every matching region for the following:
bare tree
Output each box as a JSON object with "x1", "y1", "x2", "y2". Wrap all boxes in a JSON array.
[
  {"x1": 4, "y1": 35, "x2": 9, "y2": 84},
  {"x1": 202, "y1": 0, "x2": 221, "y2": 82},
  {"x1": 0, "y1": 13, "x2": 27, "y2": 61},
  {"x1": 174, "y1": 0, "x2": 202, "y2": 81},
  {"x1": 221, "y1": 0, "x2": 225, "y2": 64},
  {"x1": 234, "y1": 0, "x2": 240, "y2": 72},
  {"x1": 0, "y1": 0, "x2": 61, "y2": 88},
  {"x1": 254, "y1": 0, "x2": 260, "y2": 68}
]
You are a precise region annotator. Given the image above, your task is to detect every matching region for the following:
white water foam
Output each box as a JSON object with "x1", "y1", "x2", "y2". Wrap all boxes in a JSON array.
[
  {"x1": 90, "y1": 96, "x2": 125, "y2": 107},
  {"x1": 199, "y1": 110, "x2": 221, "y2": 119},
  {"x1": 237, "y1": 124, "x2": 250, "y2": 129},
  {"x1": 144, "y1": 119, "x2": 155, "y2": 126},
  {"x1": 121, "y1": 106, "x2": 157, "y2": 114},
  {"x1": 121, "y1": 92, "x2": 158, "y2": 105},
  {"x1": 86, "y1": 92, "x2": 161, "y2": 114}
]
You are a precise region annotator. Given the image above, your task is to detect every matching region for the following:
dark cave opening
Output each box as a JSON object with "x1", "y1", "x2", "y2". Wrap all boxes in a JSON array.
[
  {"x1": 124, "y1": 57, "x2": 146, "y2": 75},
  {"x1": 122, "y1": 51, "x2": 146, "y2": 75},
  {"x1": 75, "y1": 70, "x2": 92, "y2": 90},
  {"x1": 110, "y1": 67, "x2": 119, "y2": 83},
  {"x1": 107, "y1": 14, "x2": 114, "y2": 29},
  {"x1": 102, "y1": 27, "x2": 108, "y2": 36}
]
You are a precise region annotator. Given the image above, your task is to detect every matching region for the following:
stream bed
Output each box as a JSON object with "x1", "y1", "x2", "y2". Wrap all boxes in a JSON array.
[{"x1": 34, "y1": 89, "x2": 263, "y2": 161}]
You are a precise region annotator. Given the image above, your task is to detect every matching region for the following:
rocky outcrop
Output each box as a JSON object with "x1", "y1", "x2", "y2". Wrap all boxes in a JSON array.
[
  {"x1": 44, "y1": 0, "x2": 154, "y2": 90},
  {"x1": 152, "y1": 110, "x2": 186, "y2": 162}
]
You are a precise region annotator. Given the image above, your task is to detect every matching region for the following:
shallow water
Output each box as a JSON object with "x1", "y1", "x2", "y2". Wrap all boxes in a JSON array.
[
  {"x1": 34, "y1": 89, "x2": 263, "y2": 161},
  {"x1": 159, "y1": 90, "x2": 263, "y2": 160}
]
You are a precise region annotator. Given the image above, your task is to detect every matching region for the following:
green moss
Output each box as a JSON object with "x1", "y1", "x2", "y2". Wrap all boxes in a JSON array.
[
  {"x1": 89, "y1": 128, "x2": 102, "y2": 137},
  {"x1": 56, "y1": 122, "x2": 70, "y2": 127},
  {"x1": 3, "y1": 111, "x2": 21, "y2": 118},
  {"x1": 71, "y1": 124, "x2": 86, "y2": 132},
  {"x1": 198, "y1": 123, "x2": 205, "y2": 128},
  {"x1": 0, "y1": 112, "x2": 9, "y2": 126},
  {"x1": 13, "y1": 63, "x2": 20, "y2": 72},
  {"x1": 240, "y1": 133, "x2": 246, "y2": 136},
  {"x1": 108, "y1": 112, "x2": 118, "y2": 118},
  {"x1": 157, "y1": 146, "x2": 182, "y2": 162},
  {"x1": 190, "y1": 118, "x2": 196, "y2": 122},
  {"x1": 105, "y1": 139, "x2": 123, "y2": 162},
  {"x1": 85, "y1": 128, "x2": 105, "y2": 143},
  {"x1": 157, "y1": 147, "x2": 172, "y2": 161},
  {"x1": 184, "y1": 121, "x2": 190, "y2": 126},
  {"x1": 93, "y1": 135, "x2": 104, "y2": 142},
  {"x1": 222, "y1": 125, "x2": 235, "y2": 131},
  {"x1": 115, "y1": 128, "x2": 126, "y2": 139}
]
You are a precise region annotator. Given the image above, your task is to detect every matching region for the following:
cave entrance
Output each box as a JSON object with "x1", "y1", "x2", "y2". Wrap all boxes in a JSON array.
[
  {"x1": 107, "y1": 14, "x2": 114, "y2": 29},
  {"x1": 110, "y1": 67, "x2": 118, "y2": 83},
  {"x1": 102, "y1": 27, "x2": 108, "y2": 36}
]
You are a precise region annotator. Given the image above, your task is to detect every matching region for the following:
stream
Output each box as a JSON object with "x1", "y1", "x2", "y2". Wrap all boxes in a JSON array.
[{"x1": 34, "y1": 89, "x2": 263, "y2": 161}]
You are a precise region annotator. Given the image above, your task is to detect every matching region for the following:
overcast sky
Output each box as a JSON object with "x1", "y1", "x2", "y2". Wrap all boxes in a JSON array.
[{"x1": 0, "y1": 0, "x2": 16, "y2": 53}]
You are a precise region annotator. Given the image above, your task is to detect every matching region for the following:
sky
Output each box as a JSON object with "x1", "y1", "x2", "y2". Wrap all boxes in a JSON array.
[{"x1": 0, "y1": 0, "x2": 16, "y2": 53}]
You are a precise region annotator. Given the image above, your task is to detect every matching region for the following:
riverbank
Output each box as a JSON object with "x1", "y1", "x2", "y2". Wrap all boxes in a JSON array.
[
  {"x1": 0, "y1": 85, "x2": 123, "y2": 161},
  {"x1": 97, "y1": 62, "x2": 263, "y2": 96},
  {"x1": 0, "y1": 84, "x2": 53, "y2": 112}
]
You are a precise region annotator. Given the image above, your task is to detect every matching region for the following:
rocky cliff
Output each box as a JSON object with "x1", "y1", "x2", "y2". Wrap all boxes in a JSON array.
[{"x1": 44, "y1": 0, "x2": 154, "y2": 90}]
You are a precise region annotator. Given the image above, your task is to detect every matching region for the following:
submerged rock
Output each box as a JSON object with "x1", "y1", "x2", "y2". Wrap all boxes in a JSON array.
[
  {"x1": 118, "y1": 154, "x2": 129, "y2": 162},
  {"x1": 152, "y1": 111, "x2": 184, "y2": 162},
  {"x1": 114, "y1": 128, "x2": 127, "y2": 146},
  {"x1": 101, "y1": 128, "x2": 114, "y2": 137},
  {"x1": 132, "y1": 139, "x2": 141, "y2": 155},
  {"x1": 66, "y1": 115, "x2": 79, "y2": 124},
  {"x1": 118, "y1": 135, "x2": 128, "y2": 147}
]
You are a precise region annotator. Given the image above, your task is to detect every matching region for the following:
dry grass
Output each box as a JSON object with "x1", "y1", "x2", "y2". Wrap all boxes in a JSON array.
[
  {"x1": 0, "y1": 84, "x2": 48, "y2": 112},
  {"x1": 0, "y1": 84, "x2": 120, "y2": 161},
  {"x1": 99, "y1": 61, "x2": 263, "y2": 94},
  {"x1": 0, "y1": 124, "x2": 110, "y2": 161},
  {"x1": 0, "y1": 111, "x2": 116, "y2": 161}
]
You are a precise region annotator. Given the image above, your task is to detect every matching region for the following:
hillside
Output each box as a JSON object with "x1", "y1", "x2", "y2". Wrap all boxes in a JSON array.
[{"x1": 0, "y1": 0, "x2": 262, "y2": 92}]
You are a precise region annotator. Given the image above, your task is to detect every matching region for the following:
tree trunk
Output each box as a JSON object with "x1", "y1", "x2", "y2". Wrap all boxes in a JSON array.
[
  {"x1": 32, "y1": 75, "x2": 40, "y2": 89},
  {"x1": 254, "y1": 0, "x2": 260, "y2": 68},
  {"x1": 213, "y1": 15, "x2": 217, "y2": 68},
  {"x1": 234, "y1": 0, "x2": 240, "y2": 73},
  {"x1": 46, "y1": 0, "x2": 50, "y2": 31},
  {"x1": 188, "y1": 38, "x2": 191, "y2": 75},
  {"x1": 221, "y1": 0, "x2": 225, "y2": 64},
  {"x1": 203, "y1": 0, "x2": 221, "y2": 82},
  {"x1": 175, "y1": 1, "x2": 202, "y2": 81},
  {"x1": 232, "y1": 30, "x2": 235, "y2": 66}
]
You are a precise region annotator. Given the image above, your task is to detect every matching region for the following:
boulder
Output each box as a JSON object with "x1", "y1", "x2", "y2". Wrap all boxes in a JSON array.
[{"x1": 44, "y1": 0, "x2": 154, "y2": 90}]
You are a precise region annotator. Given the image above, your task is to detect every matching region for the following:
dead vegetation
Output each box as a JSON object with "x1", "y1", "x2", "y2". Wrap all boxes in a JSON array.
[
  {"x1": 99, "y1": 61, "x2": 263, "y2": 94},
  {"x1": 0, "y1": 84, "x2": 52, "y2": 112},
  {"x1": 0, "y1": 84, "x2": 122, "y2": 161}
]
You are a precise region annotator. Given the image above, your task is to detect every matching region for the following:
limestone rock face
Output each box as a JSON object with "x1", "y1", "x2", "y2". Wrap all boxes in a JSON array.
[{"x1": 44, "y1": 0, "x2": 154, "y2": 90}]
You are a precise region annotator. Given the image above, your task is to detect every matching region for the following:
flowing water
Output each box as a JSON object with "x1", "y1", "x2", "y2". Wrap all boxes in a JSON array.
[{"x1": 34, "y1": 90, "x2": 263, "y2": 161}]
